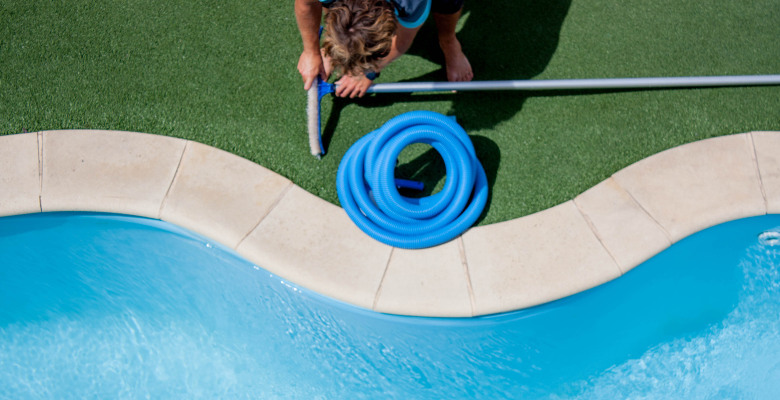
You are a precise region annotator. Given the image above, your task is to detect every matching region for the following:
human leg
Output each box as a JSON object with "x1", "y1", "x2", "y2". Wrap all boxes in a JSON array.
[{"x1": 432, "y1": 3, "x2": 473, "y2": 82}]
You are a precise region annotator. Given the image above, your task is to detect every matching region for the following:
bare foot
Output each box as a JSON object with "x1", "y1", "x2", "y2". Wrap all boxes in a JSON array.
[{"x1": 439, "y1": 37, "x2": 473, "y2": 82}]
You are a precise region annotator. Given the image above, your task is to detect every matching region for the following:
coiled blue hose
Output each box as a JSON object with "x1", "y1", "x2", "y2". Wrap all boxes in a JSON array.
[{"x1": 337, "y1": 111, "x2": 488, "y2": 249}]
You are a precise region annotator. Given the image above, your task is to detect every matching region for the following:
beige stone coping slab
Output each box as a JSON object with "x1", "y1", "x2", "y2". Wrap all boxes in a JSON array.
[
  {"x1": 39, "y1": 130, "x2": 186, "y2": 218},
  {"x1": 0, "y1": 133, "x2": 40, "y2": 216},
  {"x1": 609, "y1": 133, "x2": 766, "y2": 243},
  {"x1": 1, "y1": 130, "x2": 779, "y2": 317},
  {"x1": 463, "y1": 201, "x2": 622, "y2": 316},
  {"x1": 754, "y1": 132, "x2": 780, "y2": 213},
  {"x1": 236, "y1": 185, "x2": 393, "y2": 310},
  {"x1": 573, "y1": 178, "x2": 672, "y2": 274},
  {"x1": 374, "y1": 239, "x2": 473, "y2": 317},
  {"x1": 159, "y1": 141, "x2": 293, "y2": 249}
]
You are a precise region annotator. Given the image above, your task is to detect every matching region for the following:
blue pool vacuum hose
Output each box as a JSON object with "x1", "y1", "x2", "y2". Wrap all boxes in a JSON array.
[{"x1": 337, "y1": 111, "x2": 488, "y2": 249}]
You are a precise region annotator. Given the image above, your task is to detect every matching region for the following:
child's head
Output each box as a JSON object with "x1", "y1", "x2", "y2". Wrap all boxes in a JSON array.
[{"x1": 322, "y1": 0, "x2": 397, "y2": 77}]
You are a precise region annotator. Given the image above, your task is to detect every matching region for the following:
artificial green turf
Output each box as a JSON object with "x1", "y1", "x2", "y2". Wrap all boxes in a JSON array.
[{"x1": 2, "y1": 0, "x2": 779, "y2": 225}]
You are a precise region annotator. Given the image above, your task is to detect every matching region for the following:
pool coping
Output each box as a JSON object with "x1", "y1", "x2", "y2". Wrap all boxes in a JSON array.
[{"x1": 2, "y1": 130, "x2": 779, "y2": 317}]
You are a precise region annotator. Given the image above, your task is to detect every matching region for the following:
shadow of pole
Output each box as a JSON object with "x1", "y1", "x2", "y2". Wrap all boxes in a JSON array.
[{"x1": 320, "y1": 96, "x2": 349, "y2": 155}]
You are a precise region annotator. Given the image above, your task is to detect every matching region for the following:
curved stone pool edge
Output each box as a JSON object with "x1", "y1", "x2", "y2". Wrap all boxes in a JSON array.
[{"x1": 1, "y1": 130, "x2": 779, "y2": 317}]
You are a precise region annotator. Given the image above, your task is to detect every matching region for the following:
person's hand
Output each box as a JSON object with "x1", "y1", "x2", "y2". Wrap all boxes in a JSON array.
[
  {"x1": 335, "y1": 74, "x2": 372, "y2": 98},
  {"x1": 297, "y1": 49, "x2": 326, "y2": 90}
]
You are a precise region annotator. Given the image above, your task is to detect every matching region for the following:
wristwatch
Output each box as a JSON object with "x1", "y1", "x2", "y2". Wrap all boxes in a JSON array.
[{"x1": 365, "y1": 70, "x2": 381, "y2": 81}]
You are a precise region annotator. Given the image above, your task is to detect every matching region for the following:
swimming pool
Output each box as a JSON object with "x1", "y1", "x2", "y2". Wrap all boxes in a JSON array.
[{"x1": 1, "y1": 212, "x2": 779, "y2": 398}]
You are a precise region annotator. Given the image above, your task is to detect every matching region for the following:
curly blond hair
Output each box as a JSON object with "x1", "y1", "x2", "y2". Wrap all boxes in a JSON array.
[{"x1": 322, "y1": 0, "x2": 397, "y2": 77}]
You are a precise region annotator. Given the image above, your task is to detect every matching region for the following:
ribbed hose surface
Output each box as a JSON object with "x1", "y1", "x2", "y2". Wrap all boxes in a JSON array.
[{"x1": 337, "y1": 111, "x2": 488, "y2": 249}]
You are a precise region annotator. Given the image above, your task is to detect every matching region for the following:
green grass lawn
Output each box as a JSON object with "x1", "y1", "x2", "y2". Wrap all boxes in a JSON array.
[{"x1": 2, "y1": 0, "x2": 778, "y2": 225}]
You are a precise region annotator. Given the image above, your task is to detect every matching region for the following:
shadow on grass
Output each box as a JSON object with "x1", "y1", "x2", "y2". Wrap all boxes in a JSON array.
[
  {"x1": 320, "y1": 97, "x2": 348, "y2": 155},
  {"x1": 403, "y1": 0, "x2": 573, "y2": 130}
]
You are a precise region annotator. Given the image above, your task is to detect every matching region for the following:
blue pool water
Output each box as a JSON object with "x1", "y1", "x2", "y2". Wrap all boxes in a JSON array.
[{"x1": 1, "y1": 212, "x2": 779, "y2": 399}]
